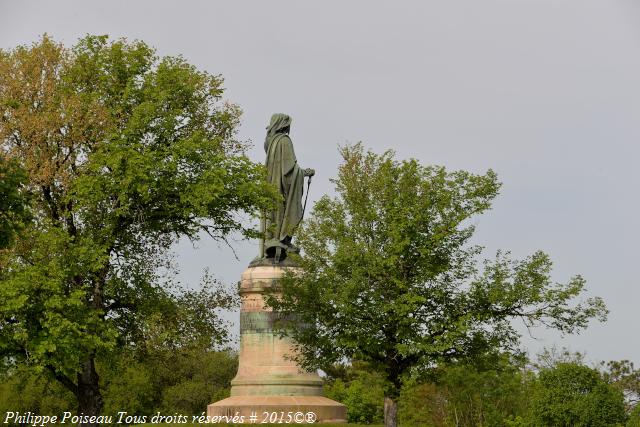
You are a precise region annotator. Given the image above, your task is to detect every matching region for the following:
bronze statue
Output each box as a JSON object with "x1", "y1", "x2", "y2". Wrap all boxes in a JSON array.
[{"x1": 259, "y1": 113, "x2": 314, "y2": 263}]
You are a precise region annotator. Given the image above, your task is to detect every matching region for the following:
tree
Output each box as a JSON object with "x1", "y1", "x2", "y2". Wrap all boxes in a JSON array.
[
  {"x1": 268, "y1": 144, "x2": 607, "y2": 427},
  {"x1": 0, "y1": 364, "x2": 75, "y2": 419},
  {"x1": 100, "y1": 347, "x2": 238, "y2": 417},
  {"x1": 0, "y1": 156, "x2": 29, "y2": 249},
  {"x1": 396, "y1": 354, "x2": 534, "y2": 427},
  {"x1": 601, "y1": 360, "x2": 640, "y2": 413},
  {"x1": 424, "y1": 354, "x2": 533, "y2": 427},
  {"x1": 528, "y1": 363, "x2": 626, "y2": 427},
  {"x1": 534, "y1": 345, "x2": 585, "y2": 370},
  {"x1": 323, "y1": 353, "x2": 534, "y2": 427},
  {"x1": 0, "y1": 35, "x2": 275, "y2": 424},
  {"x1": 324, "y1": 361, "x2": 385, "y2": 424},
  {"x1": 628, "y1": 404, "x2": 640, "y2": 427}
]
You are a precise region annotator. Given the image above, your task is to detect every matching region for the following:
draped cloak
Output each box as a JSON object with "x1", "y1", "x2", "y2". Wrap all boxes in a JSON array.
[{"x1": 263, "y1": 114, "x2": 305, "y2": 255}]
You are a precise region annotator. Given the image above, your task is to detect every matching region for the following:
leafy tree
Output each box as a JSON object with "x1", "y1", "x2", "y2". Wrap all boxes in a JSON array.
[
  {"x1": 534, "y1": 345, "x2": 585, "y2": 370},
  {"x1": 0, "y1": 35, "x2": 275, "y2": 424},
  {"x1": 0, "y1": 348, "x2": 238, "y2": 423},
  {"x1": 324, "y1": 361, "x2": 385, "y2": 424},
  {"x1": 601, "y1": 360, "x2": 640, "y2": 413},
  {"x1": 100, "y1": 356, "x2": 156, "y2": 417},
  {"x1": 268, "y1": 144, "x2": 607, "y2": 427},
  {"x1": 0, "y1": 279, "x2": 238, "y2": 422},
  {"x1": 399, "y1": 382, "x2": 443, "y2": 427},
  {"x1": 435, "y1": 355, "x2": 532, "y2": 427},
  {"x1": 528, "y1": 362, "x2": 626, "y2": 427},
  {"x1": 398, "y1": 353, "x2": 534, "y2": 427},
  {"x1": 0, "y1": 365, "x2": 75, "y2": 419},
  {"x1": 0, "y1": 156, "x2": 29, "y2": 249},
  {"x1": 100, "y1": 347, "x2": 238, "y2": 417},
  {"x1": 628, "y1": 404, "x2": 640, "y2": 427},
  {"x1": 323, "y1": 354, "x2": 534, "y2": 427},
  {"x1": 157, "y1": 349, "x2": 237, "y2": 414}
]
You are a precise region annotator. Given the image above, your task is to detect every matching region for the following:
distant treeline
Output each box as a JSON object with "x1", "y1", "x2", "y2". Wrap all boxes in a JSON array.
[{"x1": 1, "y1": 346, "x2": 639, "y2": 426}]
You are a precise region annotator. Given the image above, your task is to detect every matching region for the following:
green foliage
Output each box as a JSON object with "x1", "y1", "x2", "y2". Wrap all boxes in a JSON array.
[
  {"x1": 433, "y1": 356, "x2": 534, "y2": 427},
  {"x1": 138, "y1": 424, "x2": 380, "y2": 427},
  {"x1": 322, "y1": 354, "x2": 536, "y2": 427},
  {"x1": 100, "y1": 357, "x2": 156, "y2": 416},
  {"x1": 0, "y1": 348, "x2": 237, "y2": 420},
  {"x1": 0, "y1": 34, "x2": 275, "y2": 413},
  {"x1": 155, "y1": 348, "x2": 237, "y2": 414},
  {"x1": 534, "y1": 345, "x2": 586, "y2": 370},
  {"x1": 324, "y1": 362, "x2": 385, "y2": 424},
  {"x1": 628, "y1": 404, "x2": 640, "y2": 427},
  {"x1": 600, "y1": 360, "x2": 640, "y2": 413},
  {"x1": 399, "y1": 382, "x2": 441, "y2": 427},
  {"x1": 267, "y1": 144, "x2": 606, "y2": 426},
  {"x1": 0, "y1": 365, "x2": 75, "y2": 416},
  {"x1": 0, "y1": 156, "x2": 29, "y2": 249},
  {"x1": 528, "y1": 363, "x2": 626, "y2": 427},
  {"x1": 100, "y1": 348, "x2": 238, "y2": 416},
  {"x1": 398, "y1": 354, "x2": 534, "y2": 427}
]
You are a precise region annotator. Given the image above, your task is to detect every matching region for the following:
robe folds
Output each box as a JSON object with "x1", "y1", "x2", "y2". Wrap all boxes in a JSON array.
[{"x1": 263, "y1": 114, "x2": 305, "y2": 254}]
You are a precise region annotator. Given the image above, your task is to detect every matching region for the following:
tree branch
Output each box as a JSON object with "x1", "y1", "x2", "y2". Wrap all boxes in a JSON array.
[{"x1": 45, "y1": 364, "x2": 78, "y2": 396}]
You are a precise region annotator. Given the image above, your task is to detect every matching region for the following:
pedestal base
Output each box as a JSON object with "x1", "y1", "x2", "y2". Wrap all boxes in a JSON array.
[
  {"x1": 207, "y1": 396, "x2": 347, "y2": 424},
  {"x1": 208, "y1": 265, "x2": 347, "y2": 424}
]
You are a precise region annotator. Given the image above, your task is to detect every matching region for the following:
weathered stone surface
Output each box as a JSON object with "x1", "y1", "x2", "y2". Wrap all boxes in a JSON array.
[
  {"x1": 207, "y1": 265, "x2": 346, "y2": 423},
  {"x1": 208, "y1": 396, "x2": 346, "y2": 424}
]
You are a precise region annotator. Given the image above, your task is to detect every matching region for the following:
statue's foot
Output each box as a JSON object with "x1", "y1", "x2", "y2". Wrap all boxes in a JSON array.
[
  {"x1": 279, "y1": 236, "x2": 299, "y2": 254},
  {"x1": 286, "y1": 243, "x2": 300, "y2": 254}
]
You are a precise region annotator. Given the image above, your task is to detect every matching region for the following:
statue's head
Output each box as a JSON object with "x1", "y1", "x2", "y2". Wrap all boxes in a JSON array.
[
  {"x1": 266, "y1": 113, "x2": 292, "y2": 135},
  {"x1": 264, "y1": 114, "x2": 292, "y2": 153}
]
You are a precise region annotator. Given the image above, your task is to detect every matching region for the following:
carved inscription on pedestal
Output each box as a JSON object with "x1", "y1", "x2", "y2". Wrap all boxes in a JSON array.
[{"x1": 241, "y1": 294, "x2": 265, "y2": 312}]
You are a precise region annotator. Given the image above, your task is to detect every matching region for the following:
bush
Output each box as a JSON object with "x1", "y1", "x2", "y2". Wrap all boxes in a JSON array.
[
  {"x1": 398, "y1": 355, "x2": 533, "y2": 427},
  {"x1": 0, "y1": 366, "x2": 75, "y2": 421},
  {"x1": 101, "y1": 358, "x2": 156, "y2": 416},
  {"x1": 528, "y1": 363, "x2": 626, "y2": 427},
  {"x1": 628, "y1": 404, "x2": 640, "y2": 427},
  {"x1": 324, "y1": 363, "x2": 384, "y2": 424}
]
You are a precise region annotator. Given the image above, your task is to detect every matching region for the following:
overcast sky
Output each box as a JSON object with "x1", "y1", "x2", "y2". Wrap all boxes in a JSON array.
[{"x1": 2, "y1": 0, "x2": 639, "y2": 365}]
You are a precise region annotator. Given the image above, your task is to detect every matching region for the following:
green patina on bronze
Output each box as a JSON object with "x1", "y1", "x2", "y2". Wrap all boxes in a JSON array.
[{"x1": 258, "y1": 113, "x2": 314, "y2": 263}]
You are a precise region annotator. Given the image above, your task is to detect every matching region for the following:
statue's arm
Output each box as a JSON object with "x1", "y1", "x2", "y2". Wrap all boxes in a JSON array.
[
  {"x1": 281, "y1": 136, "x2": 298, "y2": 176},
  {"x1": 281, "y1": 136, "x2": 314, "y2": 177}
]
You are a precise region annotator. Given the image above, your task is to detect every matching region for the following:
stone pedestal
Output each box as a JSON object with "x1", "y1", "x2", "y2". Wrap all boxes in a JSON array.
[{"x1": 208, "y1": 265, "x2": 347, "y2": 423}]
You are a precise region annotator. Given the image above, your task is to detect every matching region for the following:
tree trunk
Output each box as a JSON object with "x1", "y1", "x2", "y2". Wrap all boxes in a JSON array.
[
  {"x1": 384, "y1": 395, "x2": 398, "y2": 427},
  {"x1": 76, "y1": 356, "x2": 103, "y2": 427}
]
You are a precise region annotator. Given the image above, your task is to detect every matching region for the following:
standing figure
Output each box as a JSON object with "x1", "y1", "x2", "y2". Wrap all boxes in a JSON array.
[{"x1": 260, "y1": 113, "x2": 314, "y2": 262}]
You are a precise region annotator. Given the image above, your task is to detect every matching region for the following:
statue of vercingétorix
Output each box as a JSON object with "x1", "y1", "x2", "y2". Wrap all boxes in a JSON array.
[{"x1": 258, "y1": 113, "x2": 314, "y2": 263}]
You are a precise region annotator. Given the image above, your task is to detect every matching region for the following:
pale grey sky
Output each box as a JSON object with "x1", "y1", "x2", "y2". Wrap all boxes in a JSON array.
[{"x1": 1, "y1": 0, "x2": 639, "y2": 365}]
